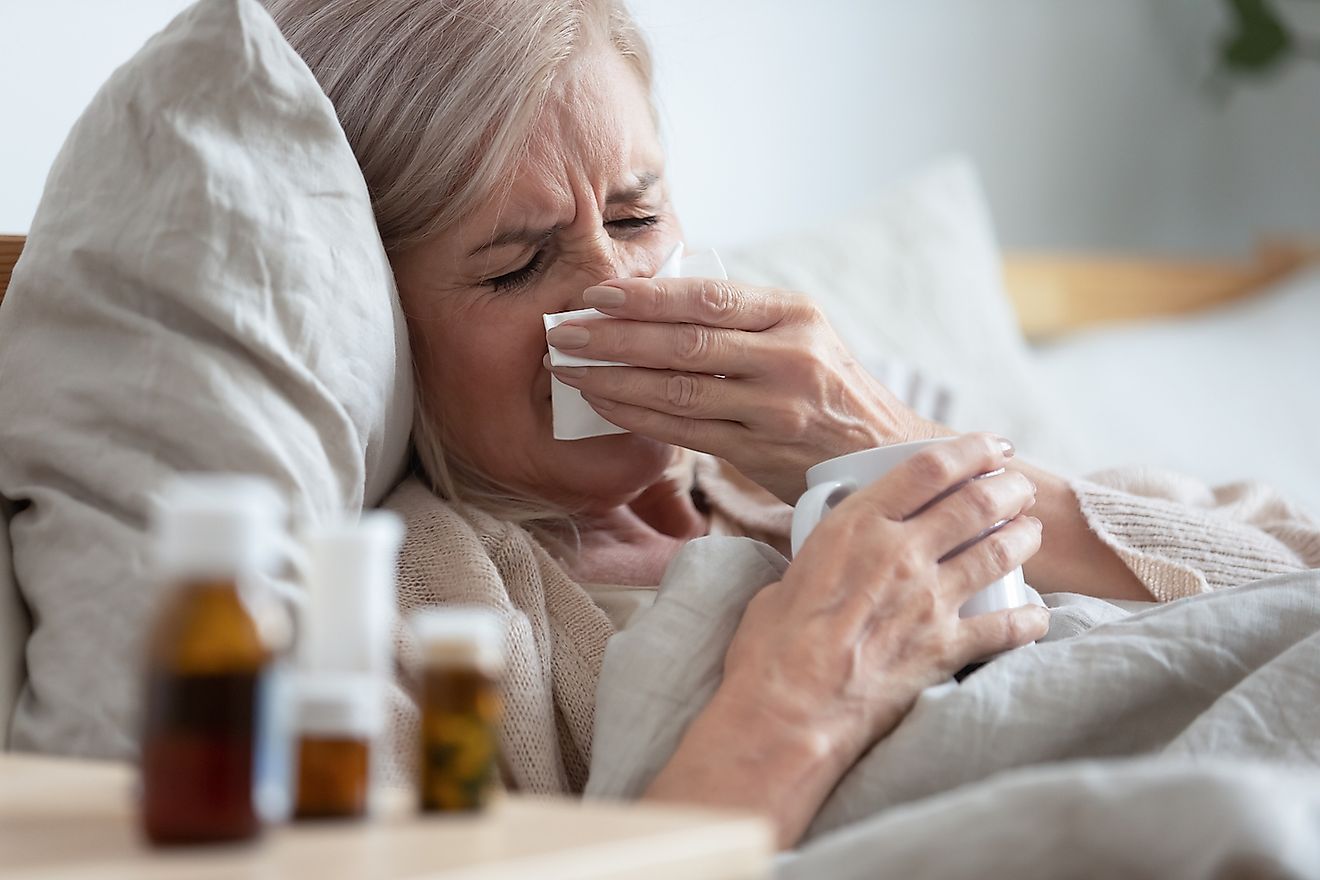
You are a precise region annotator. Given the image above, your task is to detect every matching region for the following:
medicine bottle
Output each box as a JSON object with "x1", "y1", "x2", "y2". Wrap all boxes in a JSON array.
[
  {"x1": 411, "y1": 607, "x2": 505, "y2": 813},
  {"x1": 292, "y1": 512, "x2": 404, "y2": 820},
  {"x1": 140, "y1": 474, "x2": 292, "y2": 845}
]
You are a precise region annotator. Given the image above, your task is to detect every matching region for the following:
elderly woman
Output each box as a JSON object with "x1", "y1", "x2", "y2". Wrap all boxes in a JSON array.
[{"x1": 266, "y1": 0, "x2": 1320, "y2": 847}]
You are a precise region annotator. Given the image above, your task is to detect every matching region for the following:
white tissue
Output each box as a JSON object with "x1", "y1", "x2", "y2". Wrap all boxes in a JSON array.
[{"x1": 545, "y1": 243, "x2": 728, "y2": 441}]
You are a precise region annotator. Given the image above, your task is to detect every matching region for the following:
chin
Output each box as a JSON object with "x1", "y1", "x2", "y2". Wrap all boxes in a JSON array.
[{"x1": 553, "y1": 432, "x2": 674, "y2": 509}]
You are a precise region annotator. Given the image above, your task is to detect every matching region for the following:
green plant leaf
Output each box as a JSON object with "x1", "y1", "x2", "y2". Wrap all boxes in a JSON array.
[{"x1": 1220, "y1": 0, "x2": 1294, "y2": 74}]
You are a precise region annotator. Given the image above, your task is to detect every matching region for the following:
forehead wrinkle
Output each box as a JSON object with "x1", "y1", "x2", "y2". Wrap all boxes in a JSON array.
[
  {"x1": 550, "y1": 50, "x2": 639, "y2": 208},
  {"x1": 463, "y1": 126, "x2": 573, "y2": 260}
]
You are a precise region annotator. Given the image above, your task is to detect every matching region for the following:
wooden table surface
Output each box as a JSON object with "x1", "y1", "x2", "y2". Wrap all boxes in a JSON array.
[{"x1": 0, "y1": 754, "x2": 772, "y2": 879}]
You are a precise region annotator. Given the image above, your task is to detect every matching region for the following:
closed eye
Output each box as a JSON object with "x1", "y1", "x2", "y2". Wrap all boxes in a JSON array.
[
  {"x1": 607, "y1": 216, "x2": 659, "y2": 234},
  {"x1": 486, "y1": 251, "x2": 546, "y2": 293},
  {"x1": 484, "y1": 216, "x2": 658, "y2": 291}
]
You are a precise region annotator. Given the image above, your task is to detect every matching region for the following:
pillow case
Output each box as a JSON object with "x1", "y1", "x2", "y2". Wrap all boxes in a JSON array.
[
  {"x1": 721, "y1": 158, "x2": 1082, "y2": 468},
  {"x1": 0, "y1": 0, "x2": 412, "y2": 757}
]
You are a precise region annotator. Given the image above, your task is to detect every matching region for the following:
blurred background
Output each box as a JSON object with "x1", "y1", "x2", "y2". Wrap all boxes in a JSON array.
[
  {"x1": 3, "y1": 0, "x2": 1319, "y2": 251},
  {"x1": 2, "y1": 0, "x2": 1318, "y2": 511}
]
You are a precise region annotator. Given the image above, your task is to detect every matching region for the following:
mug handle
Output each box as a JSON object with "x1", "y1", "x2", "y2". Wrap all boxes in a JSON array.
[{"x1": 791, "y1": 479, "x2": 853, "y2": 557}]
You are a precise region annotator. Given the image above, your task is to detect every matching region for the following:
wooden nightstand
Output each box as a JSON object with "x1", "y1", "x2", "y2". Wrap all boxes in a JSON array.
[{"x1": 0, "y1": 754, "x2": 772, "y2": 879}]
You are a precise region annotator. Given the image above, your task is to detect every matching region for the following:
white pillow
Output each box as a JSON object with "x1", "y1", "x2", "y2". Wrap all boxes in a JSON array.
[
  {"x1": 0, "y1": 0, "x2": 412, "y2": 757},
  {"x1": 721, "y1": 158, "x2": 1082, "y2": 468}
]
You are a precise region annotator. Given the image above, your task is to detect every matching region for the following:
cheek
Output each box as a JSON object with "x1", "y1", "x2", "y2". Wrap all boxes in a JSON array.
[
  {"x1": 425, "y1": 319, "x2": 545, "y2": 411},
  {"x1": 403, "y1": 300, "x2": 543, "y2": 427}
]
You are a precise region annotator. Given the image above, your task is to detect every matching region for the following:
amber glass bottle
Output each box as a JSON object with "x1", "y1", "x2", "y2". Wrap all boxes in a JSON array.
[
  {"x1": 293, "y1": 734, "x2": 372, "y2": 819},
  {"x1": 411, "y1": 608, "x2": 505, "y2": 813},
  {"x1": 140, "y1": 475, "x2": 290, "y2": 845},
  {"x1": 290, "y1": 670, "x2": 380, "y2": 821}
]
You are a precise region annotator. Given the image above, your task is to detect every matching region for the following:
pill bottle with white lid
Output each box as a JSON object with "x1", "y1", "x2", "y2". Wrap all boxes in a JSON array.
[
  {"x1": 140, "y1": 474, "x2": 293, "y2": 845},
  {"x1": 410, "y1": 607, "x2": 505, "y2": 813},
  {"x1": 291, "y1": 511, "x2": 403, "y2": 820}
]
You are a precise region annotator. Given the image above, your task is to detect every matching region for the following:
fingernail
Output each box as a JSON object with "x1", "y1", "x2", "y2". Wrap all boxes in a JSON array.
[
  {"x1": 997, "y1": 437, "x2": 1015, "y2": 458},
  {"x1": 553, "y1": 365, "x2": 586, "y2": 381},
  {"x1": 547, "y1": 325, "x2": 590, "y2": 349},
  {"x1": 584, "y1": 394, "x2": 615, "y2": 411},
  {"x1": 972, "y1": 467, "x2": 1006, "y2": 482},
  {"x1": 583, "y1": 285, "x2": 626, "y2": 308}
]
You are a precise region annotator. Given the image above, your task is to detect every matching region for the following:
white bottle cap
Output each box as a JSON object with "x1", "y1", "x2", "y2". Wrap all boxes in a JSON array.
[
  {"x1": 151, "y1": 473, "x2": 286, "y2": 579},
  {"x1": 293, "y1": 672, "x2": 384, "y2": 739},
  {"x1": 410, "y1": 606, "x2": 505, "y2": 673},
  {"x1": 299, "y1": 511, "x2": 405, "y2": 679}
]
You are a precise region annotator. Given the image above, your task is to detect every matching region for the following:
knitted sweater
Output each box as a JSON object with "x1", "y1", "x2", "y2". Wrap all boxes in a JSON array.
[
  {"x1": 382, "y1": 463, "x2": 1320, "y2": 795},
  {"x1": 1071, "y1": 467, "x2": 1320, "y2": 601}
]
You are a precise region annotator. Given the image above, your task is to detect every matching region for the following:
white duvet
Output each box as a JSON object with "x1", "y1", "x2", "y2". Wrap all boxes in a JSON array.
[
  {"x1": 587, "y1": 537, "x2": 1320, "y2": 878},
  {"x1": 1033, "y1": 265, "x2": 1320, "y2": 519}
]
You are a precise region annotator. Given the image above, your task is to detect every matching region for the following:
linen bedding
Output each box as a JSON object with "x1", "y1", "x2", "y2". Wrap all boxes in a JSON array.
[{"x1": 587, "y1": 538, "x2": 1320, "y2": 877}]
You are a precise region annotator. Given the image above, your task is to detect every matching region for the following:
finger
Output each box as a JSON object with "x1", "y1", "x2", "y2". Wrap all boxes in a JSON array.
[
  {"x1": 552, "y1": 364, "x2": 764, "y2": 422},
  {"x1": 582, "y1": 276, "x2": 816, "y2": 331},
  {"x1": 547, "y1": 318, "x2": 762, "y2": 377},
  {"x1": 939, "y1": 515, "x2": 1043, "y2": 601},
  {"x1": 909, "y1": 469, "x2": 1036, "y2": 560},
  {"x1": 956, "y1": 603, "x2": 1051, "y2": 663},
  {"x1": 850, "y1": 433, "x2": 1016, "y2": 522},
  {"x1": 580, "y1": 393, "x2": 747, "y2": 454}
]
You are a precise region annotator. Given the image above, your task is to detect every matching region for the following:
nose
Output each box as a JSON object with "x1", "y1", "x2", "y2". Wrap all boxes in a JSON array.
[
  {"x1": 580, "y1": 231, "x2": 629, "y2": 283},
  {"x1": 560, "y1": 229, "x2": 673, "y2": 311}
]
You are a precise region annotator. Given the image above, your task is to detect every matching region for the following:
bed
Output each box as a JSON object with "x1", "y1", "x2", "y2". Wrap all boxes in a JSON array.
[{"x1": 3, "y1": 229, "x2": 1316, "y2": 747}]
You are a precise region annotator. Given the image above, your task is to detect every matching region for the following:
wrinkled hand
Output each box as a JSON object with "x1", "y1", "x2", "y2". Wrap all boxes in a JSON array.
[
  {"x1": 645, "y1": 434, "x2": 1049, "y2": 847},
  {"x1": 723, "y1": 434, "x2": 1046, "y2": 784},
  {"x1": 546, "y1": 276, "x2": 946, "y2": 502}
]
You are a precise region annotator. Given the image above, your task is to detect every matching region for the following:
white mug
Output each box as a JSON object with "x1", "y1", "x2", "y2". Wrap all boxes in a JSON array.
[{"x1": 791, "y1": 438, "x2": 1031, "y2": 619}]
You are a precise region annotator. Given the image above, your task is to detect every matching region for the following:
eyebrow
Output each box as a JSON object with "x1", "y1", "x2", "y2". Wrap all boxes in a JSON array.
[
  {"x1": 466, "y1": 171, "x2": 662, "y2": 258},
  {"x1": 606, "y1": 171, "x2": 660, "y2": 207},
  {"x1": 467, "y1": 224, "x2": 560, "y2": 258}
]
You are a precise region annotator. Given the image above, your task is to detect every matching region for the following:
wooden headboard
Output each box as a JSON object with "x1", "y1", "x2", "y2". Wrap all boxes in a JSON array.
[
  {"x1": 0, "y1": 233, "x2": 1313, "y2": 337},
  {"x1": 1004, "y1": 242, "x2": 1317, "y2": 338},
  {"x1": 0, "y1": 236, "x2": 21, "y2": 307}
]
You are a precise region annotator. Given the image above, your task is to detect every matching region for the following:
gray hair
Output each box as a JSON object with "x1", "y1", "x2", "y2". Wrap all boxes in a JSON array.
[
  {"x1": 266, "y1": 0, "x2": 657, "y2": 534},
  {"x1": 266, "y1": 0, "x2": 652, "y2": 253}
]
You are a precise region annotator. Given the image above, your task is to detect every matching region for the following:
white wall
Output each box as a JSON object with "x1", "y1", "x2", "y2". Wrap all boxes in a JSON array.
[
  {"x1": 632, "y1": 0, "x2": 1320, "y2": 254},
  {"x1": 0, "y1": 1, "x2": 199, "y2": 232},
  {"x1": 3, "y1": 0, "x2": 1319, "y2": 256}
]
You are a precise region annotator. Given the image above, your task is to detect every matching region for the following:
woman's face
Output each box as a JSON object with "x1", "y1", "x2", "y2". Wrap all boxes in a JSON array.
[{"x1": 393, "y1": 48, "x2": 680, "y2": 512}]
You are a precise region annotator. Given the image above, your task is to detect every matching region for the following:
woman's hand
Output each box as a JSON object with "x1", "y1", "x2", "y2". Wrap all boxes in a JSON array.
[
  {"x1": 644, "y1": 433, "x2": 1049, "y2": 847},
  {"x1": 546, "y1": 276, "x2": 947, "y2": 502}
]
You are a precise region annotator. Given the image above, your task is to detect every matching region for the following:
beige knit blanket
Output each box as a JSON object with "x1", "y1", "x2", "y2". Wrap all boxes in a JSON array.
[{"x1": 381, "y1": 465, "x2": 1320, "y2": 795}]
